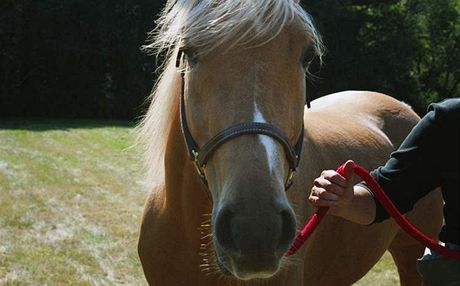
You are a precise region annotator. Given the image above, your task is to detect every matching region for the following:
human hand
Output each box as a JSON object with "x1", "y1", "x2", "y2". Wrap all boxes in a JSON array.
[{"x1": 309, "y1": 160, "x2": 355, "y2": 216}]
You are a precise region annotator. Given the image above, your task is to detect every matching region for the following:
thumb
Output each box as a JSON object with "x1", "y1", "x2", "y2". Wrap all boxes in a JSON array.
[{"x1": 342, "y1": 160, "x2": 355, "y2": 182}]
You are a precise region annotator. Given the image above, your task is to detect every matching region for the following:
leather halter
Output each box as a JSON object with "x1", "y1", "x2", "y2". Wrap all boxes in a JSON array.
[{"x1": 176, "y1": 48, "x2": 306, "y2": 191}]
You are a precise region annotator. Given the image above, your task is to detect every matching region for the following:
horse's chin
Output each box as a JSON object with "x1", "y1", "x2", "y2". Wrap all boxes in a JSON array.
[{"x1": 214, "y1": 246, "x2": 280, "y2": 280}]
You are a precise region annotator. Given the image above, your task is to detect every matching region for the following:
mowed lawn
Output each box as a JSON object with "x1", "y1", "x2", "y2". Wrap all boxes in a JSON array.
[{"x1": 0, "y1": 119, "x2": 398, "y2": 285}]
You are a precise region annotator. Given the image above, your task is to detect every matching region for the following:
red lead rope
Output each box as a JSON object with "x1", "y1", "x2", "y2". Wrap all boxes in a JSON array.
[{"x1": 286, "y1": 163, "x2": 460, "y2": 259}]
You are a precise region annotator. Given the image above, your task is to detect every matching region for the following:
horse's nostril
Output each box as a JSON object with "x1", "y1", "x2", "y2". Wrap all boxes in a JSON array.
[
  {"x1": 277, "y1": 209, "x2": 296, "y2": 254},
  {"x1": 215, "y1": 207, "x2": 238, "y2": 255}
]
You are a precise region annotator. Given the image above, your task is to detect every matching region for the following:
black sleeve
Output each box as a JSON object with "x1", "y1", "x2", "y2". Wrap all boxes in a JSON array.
[{"x1": 370, "y1": 103, "x2": 448, "y2": 223}]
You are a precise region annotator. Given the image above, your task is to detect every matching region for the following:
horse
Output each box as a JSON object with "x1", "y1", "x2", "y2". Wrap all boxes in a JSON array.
[{"x1": 137, "y1": 0, "x2": 443, "y2": 285}]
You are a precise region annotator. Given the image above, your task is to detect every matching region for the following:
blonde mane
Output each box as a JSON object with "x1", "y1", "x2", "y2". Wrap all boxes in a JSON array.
[{"x1": 137, "y1": 0, "x2": 323, "y2": 187}]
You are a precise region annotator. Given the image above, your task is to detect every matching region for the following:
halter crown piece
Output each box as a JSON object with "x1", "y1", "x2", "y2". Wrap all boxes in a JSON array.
[{"x1": 176, "y1": 48, "x2": 307, "y2": 191}]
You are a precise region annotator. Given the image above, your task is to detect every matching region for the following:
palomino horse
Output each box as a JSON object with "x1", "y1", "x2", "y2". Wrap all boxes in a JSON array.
[{"x1": 137, "y1": 0, "x2": 443, "y2": 285}]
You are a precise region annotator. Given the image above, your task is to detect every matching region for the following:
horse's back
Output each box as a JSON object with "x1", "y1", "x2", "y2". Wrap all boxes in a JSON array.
[
  {"x1": 306, "y1": 91, "x2": 419, "y2": 148},
  {"x1": 309, "y1": 90, "x2": 414, "y2": 115}
]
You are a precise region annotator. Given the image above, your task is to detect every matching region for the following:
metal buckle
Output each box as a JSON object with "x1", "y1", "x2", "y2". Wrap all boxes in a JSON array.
[
  {"x1": 192, "y1": 150, "x2": 206, "y2": 179},
  {"x1": 285, "y1": 169, "x2": 295, "y2": 190}
]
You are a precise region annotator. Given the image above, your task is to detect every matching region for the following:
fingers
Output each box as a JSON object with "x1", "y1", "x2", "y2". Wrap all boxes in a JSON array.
[
  {"x1": 318, "y1": 170, "x2": 347, "y2": 188},
  {"x1": 313, "y1": 177, "x2": 344, "y2": 196},
  {"x1": 311, "y1": 186, "x2": 341, "y2": 201},
  {"x1": 309, "y1": 161, "x2": 356, "y2": 210},
  {"x1": 308, "y1": 189, "x2": 338, "y2": 208}
]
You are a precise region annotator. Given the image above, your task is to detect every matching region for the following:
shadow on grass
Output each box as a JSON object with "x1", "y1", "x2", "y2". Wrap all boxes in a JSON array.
[{"x1": 0, "y1": 118, "x2": 137, "y2": 131}]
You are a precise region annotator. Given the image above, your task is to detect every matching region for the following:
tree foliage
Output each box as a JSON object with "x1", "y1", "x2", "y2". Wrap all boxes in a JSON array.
[
  {"x1": 0, "y1": 0, "x2": 458, "y2": 118},
  {"x1": 304, "y1": 0, "x2": 460, "y2": 114},
  {"x1": 0, "y1": 0, "x2": 162, "y2": 119}
]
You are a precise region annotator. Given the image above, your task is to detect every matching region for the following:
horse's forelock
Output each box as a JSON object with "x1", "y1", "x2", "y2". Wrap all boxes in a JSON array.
[{"x1": 143, "y1": 0, "x2": 323, "y2": 59}]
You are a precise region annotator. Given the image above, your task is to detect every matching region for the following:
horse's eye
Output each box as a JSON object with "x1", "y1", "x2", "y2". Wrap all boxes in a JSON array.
[
  {"x1": 184, "y1": 48, "x2": 199, "y2": 66},
  {"x1": 302, "y1": 47, "x2": 315, "y2": 69}
]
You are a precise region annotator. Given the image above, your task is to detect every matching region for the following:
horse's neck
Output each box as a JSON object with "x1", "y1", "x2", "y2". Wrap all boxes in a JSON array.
[{"x1": 163, "y1": 110, "x2": 212, "y2": 234}]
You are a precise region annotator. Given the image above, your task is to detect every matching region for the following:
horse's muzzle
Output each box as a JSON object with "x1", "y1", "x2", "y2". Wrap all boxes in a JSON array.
[{"x1": 213, "y1": 201, "x2": 296, "y2": 279}]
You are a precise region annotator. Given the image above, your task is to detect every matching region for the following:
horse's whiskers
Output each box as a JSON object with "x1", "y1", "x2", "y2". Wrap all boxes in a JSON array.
[
  {"x1": 281, "y1": 253, "x2": 301, "y2": 269},
  {"x1": 201, "y1": 233, "x2": 213, "y2": 240},
  {"x1": 199, "y1": 252, "x2": 222, "y2": 279},
  {"x1": 198, "y1": 216, "x2": 218, "y2": 277}
]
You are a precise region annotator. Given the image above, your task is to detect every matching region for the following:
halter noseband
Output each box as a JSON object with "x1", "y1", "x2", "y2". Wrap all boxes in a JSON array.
[{"x1": 176, "y1": 48, "x2": 307, "y2": 191}]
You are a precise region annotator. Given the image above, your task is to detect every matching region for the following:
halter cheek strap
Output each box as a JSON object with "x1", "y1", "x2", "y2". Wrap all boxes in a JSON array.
[{"x1": 177, "y1": 48, "x2": 306, "y2": 191}]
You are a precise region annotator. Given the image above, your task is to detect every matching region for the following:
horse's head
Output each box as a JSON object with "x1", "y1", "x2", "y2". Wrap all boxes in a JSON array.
[
  {"x1": 177, "y1": 11, "x2": 321, "y2": 282},
  {"x1": 144, "y1": 0, "x2": 322, "y2": 280}
]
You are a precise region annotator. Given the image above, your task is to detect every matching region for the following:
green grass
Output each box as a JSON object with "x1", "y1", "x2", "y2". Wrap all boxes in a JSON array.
[
  {"x1": 0, "y1": 119, "x2": 146, "y2": 285},
  {"x1": 0, "y1": 119, "x2": 398, "y2": 285},
  {"x1": 355, "y1": 252, "x2": 399, "y2": 285}
]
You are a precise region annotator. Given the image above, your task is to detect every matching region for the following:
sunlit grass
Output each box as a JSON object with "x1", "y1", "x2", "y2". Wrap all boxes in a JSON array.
[
  {"x1": 0, "y1": 119, "x2": 398, "y2": 285},
  {"x1": 0, "y1": 119, "x2": 146, "y2": 285},
  {"x1": 354, "y1": 252, "x2": 399, "y2": 285}
]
